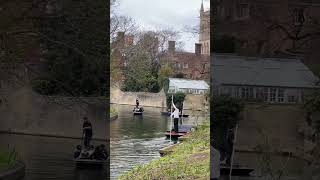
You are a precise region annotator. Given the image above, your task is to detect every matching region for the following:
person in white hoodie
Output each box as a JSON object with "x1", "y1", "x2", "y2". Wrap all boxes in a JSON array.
[{"x1": 171, "y1": 102, "x2": 180, "y2": 132}]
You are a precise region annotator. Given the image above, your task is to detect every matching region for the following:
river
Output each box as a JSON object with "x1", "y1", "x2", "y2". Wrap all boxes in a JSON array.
[
  {"x1": 0, "y1": 107, "x2": 108, "y2": 180},
  {"x1": 0, "y1": 134, "x2": 108, "y2": 180},
  {"x1": 110, "y1": 105, "x2": 208, "y2": 179}
]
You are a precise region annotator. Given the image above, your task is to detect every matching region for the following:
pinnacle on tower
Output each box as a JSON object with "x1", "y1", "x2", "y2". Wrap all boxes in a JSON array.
[{"x1": 200, "y1": 0, "x2": 204, "y2": 13}]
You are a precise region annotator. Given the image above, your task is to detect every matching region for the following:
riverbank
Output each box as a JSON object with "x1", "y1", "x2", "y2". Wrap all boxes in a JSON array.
[
  {"x1": 110, "y1": 106, "x2": 118, "y2": 121},
  {"x1": 0, "y1": 150, "x2": 25, "y2": 180},
  {"x1": 119, "y1": 121, "x2": 210, "y2": 180},
  {"x1": 0, "y1": 150, "x2": 13, "y2": 171}
]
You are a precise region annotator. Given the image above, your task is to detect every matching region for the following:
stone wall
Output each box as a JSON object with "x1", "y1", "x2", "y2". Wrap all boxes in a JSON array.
[
  {"x1": 236, "y1": 104, "x2": 305, "y2": 153},
  {"x1": 110, "y1": 87, "x2": 166, "y2": 107},
  {"x1": 111, "y1": 86, "x2": 208, "y2": 111},
  {"x1": 0, "y1": 64, "x2": 108, "y2": 139}
]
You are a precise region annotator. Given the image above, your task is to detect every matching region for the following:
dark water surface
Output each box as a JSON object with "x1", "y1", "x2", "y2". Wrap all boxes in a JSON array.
[
  {"x1": 110, "y1": 105, "x2": 207, "y2": 179},
  {"x1": 0, "y1": 134, "x2": 108, "y2": 180}
]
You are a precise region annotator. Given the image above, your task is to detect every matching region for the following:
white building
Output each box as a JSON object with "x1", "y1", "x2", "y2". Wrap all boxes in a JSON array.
[
  {"x1": 212, "y1": 54, "x2": 320, "y2": 104},
  {"x1": 168, "y1": 78, "x2": 209, "y2": 95}
]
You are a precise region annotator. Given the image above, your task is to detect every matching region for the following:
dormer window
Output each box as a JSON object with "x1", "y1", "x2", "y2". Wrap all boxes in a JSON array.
[
  {"x1": 235, "y1": 3, "x2": 250, "y2": 20},
  {"x1": 293, "y1": 8, "x2": 305, "y2": 27}
]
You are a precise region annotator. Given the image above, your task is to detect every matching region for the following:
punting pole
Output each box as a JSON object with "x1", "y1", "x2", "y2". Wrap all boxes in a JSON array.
[
  {"x1": 170, "y1": 95, "x2": 173, "y2": 143},
  {"x1": 229, "y1": 124, "x2": 238, "y2": 180}
]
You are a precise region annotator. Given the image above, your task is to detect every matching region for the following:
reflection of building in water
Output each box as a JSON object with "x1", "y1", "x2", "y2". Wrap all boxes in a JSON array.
[{"x1": 199, "y1": 1, "x2": 210, "y2": 55}]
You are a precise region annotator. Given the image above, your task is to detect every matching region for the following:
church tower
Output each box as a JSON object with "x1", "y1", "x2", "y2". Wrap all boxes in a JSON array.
[{"x1": 199, "y1": 0, "x2": 210, "y2": 55}]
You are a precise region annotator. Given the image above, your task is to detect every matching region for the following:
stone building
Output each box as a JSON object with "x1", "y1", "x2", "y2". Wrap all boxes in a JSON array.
[
  {"x1": 212, "y1": 53, "x2": 319, "y2": 104},
  {"x1": 162, "y1": 41, "x2": 210, "y2": 81},
  {"x1": 200, "y1": 1, "x2": 210, "y2": 55},
  {"x1": 160, "y1": 2, "x2": 210, "y2": 81},
  {"x1": 214, "y1": 0, "x2": 320, "y2": 61},
  {"x1": 168, "y1": 78, "x2": 209, "y2": 95}
]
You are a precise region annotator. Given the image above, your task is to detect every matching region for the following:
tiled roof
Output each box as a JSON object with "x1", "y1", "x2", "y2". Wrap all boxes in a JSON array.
[
  {"x1": 212, "y1": 54, "x2": 320, "y2": 88},
  {"x1": 169, "y1": 78, "x2": 209, "y2": 90}
]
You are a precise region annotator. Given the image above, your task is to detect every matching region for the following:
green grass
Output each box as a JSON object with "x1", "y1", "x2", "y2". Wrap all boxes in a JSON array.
[
  {"x1": 0, "y1": 149, "x2": 17, "y2": 172},
  {"x1": 119, "y1": 121, "x2": 210, "y2": 180},
  {"x1": 110, "y1": 106, "x2": 118, "y2": 116}
]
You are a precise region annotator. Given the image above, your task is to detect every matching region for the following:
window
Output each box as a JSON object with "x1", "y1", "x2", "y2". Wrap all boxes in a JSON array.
[
  {"x1": 234, "y1": 87, "x2": 239, "y2": 98},
  {"x1": 241, "y1": 87, "x2": 253, "y2": 99},
  {"x1": 293, "y1": 8, "x2": 305, "y2": 26},
  {"x1": 248, "y1": 87, "x2": 253, "y2": 99},
  {"x1": 263, "y1": 88, "x2": 269, "y2": 101},
  {"x1": 256, "y1": 88, "x2": 264, "y2": 100},
  {"x1": 278, "y1": 89, "x2": 284, "y2": 103},
  {"x1": 183, "y1": 63, "x2": 188, "y2": 69},
  {"x1": 222, "y1": 87, "x2": 232, "y2": 96},
  {"x1": 217, "y1": 6, "x2": 225, "y2": 18},
  {"x1": 241, "y1": 87, "x2": 248, "y2": 98},
  {"x1": 270, "y1": 88, "x2": 276, "y2": 102},
  {"x1": 236, "y1": 3, "x2": 250, "y2": 19},
  {"x1": 288, "y1": 95, "x2": 296, "y2": 103}
]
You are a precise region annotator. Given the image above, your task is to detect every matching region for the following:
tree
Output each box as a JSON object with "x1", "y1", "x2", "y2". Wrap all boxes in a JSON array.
[
  {"x1": 211, "y1": 95, "x2": 243, "y2": 159},
  {"x1": 120, "y1": 30, "x2": 180, "y2": 92},
  {"x1": 166, "y1": 92, "x2": 186, "y2": 111},
  {"x1": 33, "y1": 0, "x2": 108, "y2": 96},
  {"x1": 158, "y1": 63, "x2": 173, "y2": 88}
]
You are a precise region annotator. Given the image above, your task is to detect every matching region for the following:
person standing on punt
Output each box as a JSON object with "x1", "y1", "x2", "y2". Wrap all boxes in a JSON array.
[
  {"x1": 171, "y1": 102, "x2": 180, "y2": 132},
  {"x1": 136, "y1": 98, "x2": 139, "y2": 108},
  {"x1": 82, "y1": 117, "x2": 93, "y2": 148}
]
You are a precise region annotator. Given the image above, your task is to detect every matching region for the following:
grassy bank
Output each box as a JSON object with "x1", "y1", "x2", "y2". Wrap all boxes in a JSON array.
[
  {"x1": 110, "y1": 106, "x2": 118, "y2": 116},
  {"x1": 119, "y1": 121, "x2": 210, "y2": 180},
  {"x1": 0, "y1": 150, "x2": 17, "y2": 171}
]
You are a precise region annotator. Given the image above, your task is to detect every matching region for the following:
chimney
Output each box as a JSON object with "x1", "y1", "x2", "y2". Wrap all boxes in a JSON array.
[
  {"x1": 195, "y1": 43, "x2": 202, "y2": 55},
  {"x1": 168, "y1": 41, "x2": 175, "y2": 53}
]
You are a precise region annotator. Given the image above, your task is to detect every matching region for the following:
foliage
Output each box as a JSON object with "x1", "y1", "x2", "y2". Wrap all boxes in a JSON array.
[
  {"x1": 32, "y1": 78, "x2": 60, "y2": 95},
  {"x1": 163, "y1": 78, "x2": 170, "y2": 94},
  {"x1": 166, "y1": 92, "x2": 186, "y2": 110},
  {"x1": 32, "y1": 0, "x2": 108, "y2": 97},
  {"x1": 110, "y1": 106, "x2": 117, "y2": 116},
  {"x1": 0, "y1": 148, "x2": 18, "y2": 171},
  {"x1": 158, "y1": 64, "x2": 173, "y2": 88},
  {"x1": 302, "y1": 90, "x2": 320, "y2": 138},
  {"x1": 119, "y1": 121, "x2": 210, "y2": 180},
  {"x1": 120, "y1": 31, "x2": 166, "y2": 93},
  {"x1": 254, "y1": 134, "x2": 290, "y2": 180},
  {"x1": 211, "y1": 95, "x2": 243, "y2": 151}
]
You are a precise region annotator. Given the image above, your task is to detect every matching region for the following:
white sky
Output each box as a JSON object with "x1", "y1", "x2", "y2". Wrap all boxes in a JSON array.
[{"x1": 114, "y1": 0, "x2": 210, "y2": 52}]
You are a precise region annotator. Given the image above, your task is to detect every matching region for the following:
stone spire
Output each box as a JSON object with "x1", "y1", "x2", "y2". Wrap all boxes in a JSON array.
[{"x1": 200, "y1": 0, "x2": 204, "y2": 13}]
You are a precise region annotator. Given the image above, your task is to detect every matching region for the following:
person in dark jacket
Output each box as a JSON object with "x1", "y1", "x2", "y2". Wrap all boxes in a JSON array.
[
  {"x1": 136, "y1": 98, "x2": 139, "y2": 108},
  {"x1": 82, "y1": 117, "x2": 93, "y2": 148}
]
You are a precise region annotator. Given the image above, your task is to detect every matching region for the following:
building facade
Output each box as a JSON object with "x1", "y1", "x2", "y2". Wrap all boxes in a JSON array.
[
  {"x1": 168, "y1": 78, "x2": 209, "y2": 95},
  {"x1": 212, "y1": 54, "x2": 319, "y2": 104},
  {"x1": 162, "y1": 41, "x2": 210, "y2": 81},
  {"x1": 200, "y1": 1, "x2": 210, "y2": 55},
  {"x1": 214, "y1": 0, "x2": 320, "y2": 61}
]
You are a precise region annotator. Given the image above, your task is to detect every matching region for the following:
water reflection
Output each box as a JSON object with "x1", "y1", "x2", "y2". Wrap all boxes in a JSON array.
[
  {"x1": 110, "y1": 105, "x2": 207, "y2": 179},
  {"x1": 0, "y1": 134, "x2": 108, "y2": 180}
]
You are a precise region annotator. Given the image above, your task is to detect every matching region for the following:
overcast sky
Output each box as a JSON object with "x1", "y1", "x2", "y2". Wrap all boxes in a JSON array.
[{"x1": 114, "y1": 0, "x2": 210, "y2": 53}]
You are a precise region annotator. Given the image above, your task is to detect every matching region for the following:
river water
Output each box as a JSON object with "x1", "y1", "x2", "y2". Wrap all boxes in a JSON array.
[
  {"x1": 0, "y1": 134, "x2": 108, "y2": 180},
  {"x1": 0, "y1": 108, "x2": 108, "y2": 180},
  {"x1": 110, "y1": 105, "x2": 207, "y2": 179}
]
